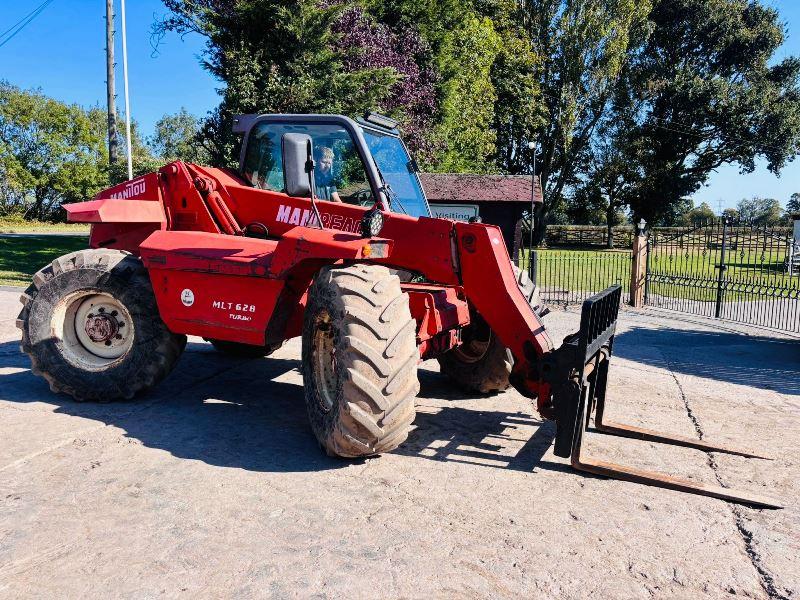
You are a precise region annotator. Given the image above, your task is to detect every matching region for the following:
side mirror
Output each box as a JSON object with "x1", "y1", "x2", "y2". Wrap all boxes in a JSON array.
[{"x1": 282, "y1": 133, "x2": 313, "y2": 198}]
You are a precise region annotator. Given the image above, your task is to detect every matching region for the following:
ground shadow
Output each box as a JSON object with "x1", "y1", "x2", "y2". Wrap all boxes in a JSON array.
[
  {"x1": 397, "y1": 405, "x2": 566, "y2": 474},
  {"x1": 1, "y1": 340, "x2": 348, "y2": 473},
  {"x1": 614, "y1": 326, "x2": 800, "y2": 396},
  {"x1": 406, "y1": 367, "x2": 568, "y2": 474},
  {"x1": 2, "y1": 339, "x2": 564, "y2": 475}
]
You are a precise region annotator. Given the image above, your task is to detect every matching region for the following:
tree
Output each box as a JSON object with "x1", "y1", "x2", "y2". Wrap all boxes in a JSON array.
[
  {"x1": 520, "y1": 0, "x2": 653, "y2": 242},
  {"x1": 149, "y1": 108, "x2": 209, "y2": 164},
  {"x1": 612, "y1": 0, "x2": 800, "y2": 224},
  {"x1": 787, "y1": 192, "x2": 800, "y2": 215},
  {"x1": 722, "y1": 207, "x2": 740, "y2": 222},
  {"x1": 683, "y1": 201, "x2": 715, "y2": 225},
  {"x1": 333, "y1": 6, "x2": 437, "y2": 158},
  {"x1": 0, "y1": 82, "x2": 109, "y2": 220},
  {"x1": 156, "y1": 1, "x2": 409, "y2": 166},
  {"x1": 736, "y1": 197, "x2": 783, "y2": 225},
  {"x1": 431, "y1": 15, "x2": 501, "y2": 172}
]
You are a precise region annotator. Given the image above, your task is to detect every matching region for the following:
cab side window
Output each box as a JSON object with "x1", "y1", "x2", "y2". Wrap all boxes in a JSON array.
[
  {"x1": 242, "y1": 127, "x2": 283, "y2": 192},
  {"x1": 242, "y1": 122, "x2": 374, "y2": 206}
]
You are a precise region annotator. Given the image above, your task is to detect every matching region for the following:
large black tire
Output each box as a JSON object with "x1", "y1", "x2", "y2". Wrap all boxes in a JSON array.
[
  {"x1": 17, "y1": 249, "x2": 186, "y2": 401},
  {"x1": 302, "y1": 264, "x2": 419, "y2": 457},
  {"x1": 207, "y1": 339, "x2": 282, "y2": 358},
  {"x1": 437, "y1": 264, "x2": 542, "y2": 394}
]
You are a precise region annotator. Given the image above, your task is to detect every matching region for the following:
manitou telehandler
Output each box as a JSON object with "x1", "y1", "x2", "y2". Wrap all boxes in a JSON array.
[{"x1": 17, "y1": 113, "x2": 779, "y2": 507}]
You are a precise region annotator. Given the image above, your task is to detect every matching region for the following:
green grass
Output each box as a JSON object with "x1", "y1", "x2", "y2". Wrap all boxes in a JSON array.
[
  {"x1": 0, "y1": 235, "x2": 89, "y2": 287},
  {"x1": 526, "y1": 248, "x2": 632, "y2": 295},
  {"x1": 526, "y1": 247, "x2": 799, "y2": 303},
  {"x1": 0, "y1": 216, "x2": 89, "y2": 234}
]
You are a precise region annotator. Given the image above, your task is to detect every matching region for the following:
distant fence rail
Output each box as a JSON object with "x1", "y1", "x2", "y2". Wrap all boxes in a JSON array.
[
  {"x1": 543, "y1": 224, "x2": 792, "y2": 250},
  {"x1": 517, "y1": 220, "x2": 800, "y2": 334},
  {"x1": 544, "y1": 226, "x2": 635, "y2": 248},
  {"x1": 645, "y1": 220, "x2": 800, "y2": 332},
  {"x1": 518, "y1": 248, "x2": 632, "y2": 307}
]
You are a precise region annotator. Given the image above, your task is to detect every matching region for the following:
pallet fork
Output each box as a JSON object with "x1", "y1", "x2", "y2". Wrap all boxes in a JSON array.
[{"x1": 549, "y1": 286, "x2": 781, "y2": 509}]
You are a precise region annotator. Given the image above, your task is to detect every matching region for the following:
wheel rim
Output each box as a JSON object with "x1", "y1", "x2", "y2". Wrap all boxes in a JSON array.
[
  {"x1": 452, "y1": 318, "x2": 492, "y2": 364},
  {"x1": 53, "y1": 291, "x2": 135, "y2": 370},
  {"x1": 311, "y1": 309, "x2": 337, "y2": 412}
]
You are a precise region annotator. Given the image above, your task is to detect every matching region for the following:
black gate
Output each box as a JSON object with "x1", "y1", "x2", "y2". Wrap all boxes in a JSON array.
[
  {"x1": 519, "y1": 248, "x2": 632, "y2": 307},
  {"x1": 645, "y1": 219, "x2": 800, "y2": 333}
]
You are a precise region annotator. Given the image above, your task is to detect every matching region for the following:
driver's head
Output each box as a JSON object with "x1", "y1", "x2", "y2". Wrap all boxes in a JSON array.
[{"x1": 316, "y1": 146, "x2": 334, "y2": 173}]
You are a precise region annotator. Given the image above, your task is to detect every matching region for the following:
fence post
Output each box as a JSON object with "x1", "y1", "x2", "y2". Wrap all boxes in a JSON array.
[
  {"x1": 629, "y1": 219, "x2": 648, "y2": 307},
  {"x1": 714, "y1": 217, "x2": 729, "y2": 318}
]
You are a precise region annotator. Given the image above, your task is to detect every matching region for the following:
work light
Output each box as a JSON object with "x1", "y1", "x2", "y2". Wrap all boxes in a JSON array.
[{"x1": 361, "y1": 207, "x2": 384, "y2": 238}]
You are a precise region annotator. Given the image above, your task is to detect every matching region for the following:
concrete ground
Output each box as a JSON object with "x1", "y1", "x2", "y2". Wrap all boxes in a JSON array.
[{"x1": 1, "y1": 287, "x2": 798, "y2": 599}]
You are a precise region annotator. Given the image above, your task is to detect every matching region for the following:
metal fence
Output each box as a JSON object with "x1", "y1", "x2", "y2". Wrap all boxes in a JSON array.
[
  {"x1": 518, "y1": 248, "x2": 631, "y2": 307},
  {"x1": 545, "y1": 225, "x2": 636, "y2": 249},
  {"x1": 516, "y1": 219, "x2": 800, "y2": 334},
  {"x1": 646, "y1": 220, "x2": 800, "y2": 332}
]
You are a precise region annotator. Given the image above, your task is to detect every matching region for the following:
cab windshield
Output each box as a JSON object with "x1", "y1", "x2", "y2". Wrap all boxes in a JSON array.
[{"x1": 362, "y1": 129, "x2": 430, "y2": 218}]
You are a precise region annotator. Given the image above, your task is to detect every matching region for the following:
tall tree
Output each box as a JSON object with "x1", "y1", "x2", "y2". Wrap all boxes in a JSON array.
[
  {"x1": 157, "y1": 1, "x2": 407, "y2": 166},
  {"x1": 332, "y1": 5, "x2": 437, "y2": 158},
  {"x1": 787, "y1": 192, "x2": 800, "y2": 215},
  {"x1": 0, "y1": 82, "x2": 109, "y2": 220},
  {"x1": 611, "y1": 0, "x2": 800, "y2": 224},
  {"x1": 520, "y1": 0, "x2": 653, "y2": 241},
  {"x1": 432, "y1": 15, "x2": 501, "y2": 172},
  {"x1": 149, "y1": 108, "x2": 209, "y2": 164},
  {"x1": 736, "y1": 197, "x2": 783, "y2": 225},
  {"x1": 367, "y1": 0, "x2": 543, "y2": 172}
]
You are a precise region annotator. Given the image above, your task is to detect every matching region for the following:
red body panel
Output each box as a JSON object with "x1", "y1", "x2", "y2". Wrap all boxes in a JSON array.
[
  {"x1": 404, "y1": 284, "x2": 470, "y2": 359},
  {"x1": 64, "y1": 199, "x2": 166, "y2": 224},
  {"x1": 63, "y1": 160, "x2": 555, "y2": 401},
  {"x1": 140, "y1": 231, "x2": 283, "y2": 345}
]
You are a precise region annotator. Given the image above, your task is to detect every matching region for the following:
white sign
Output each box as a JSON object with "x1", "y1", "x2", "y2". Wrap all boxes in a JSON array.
[
  {"x1": 429, "y1": 203, "x2": 479, "y2": 222},
  {"x1": 181, "y1": 289, "x2": 195, "y2": 307}
]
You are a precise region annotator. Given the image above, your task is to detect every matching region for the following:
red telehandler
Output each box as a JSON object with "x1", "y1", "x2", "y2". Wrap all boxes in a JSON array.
[{"x1": 17, "y1": 113, "x2": 779, "y2": 508}]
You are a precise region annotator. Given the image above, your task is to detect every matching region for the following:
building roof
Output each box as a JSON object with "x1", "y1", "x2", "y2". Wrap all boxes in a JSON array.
[{"x1": 419, "y1": 173, "x2": 537, "y2": 203}]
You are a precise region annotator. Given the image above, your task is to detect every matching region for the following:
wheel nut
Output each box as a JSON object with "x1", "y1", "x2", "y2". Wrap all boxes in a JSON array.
[
  {"x1": 111, "y1": 310, "x2": 118, "y2": 317},
  {"x1": 87, "y1": 313, "x2": 94, "y2": 318},
  {"x1": 115, "y1": 334, "x2": 122, "y2": 340},
  {"x1": 118, "y1": 322, "x2": 125, "y2": 328},
  {"x1": 104, "y1": 340, "x2": 112, "y2": 346},
  {"x1": 98, "y1": 307, "x2": 105, "y2": 313}
]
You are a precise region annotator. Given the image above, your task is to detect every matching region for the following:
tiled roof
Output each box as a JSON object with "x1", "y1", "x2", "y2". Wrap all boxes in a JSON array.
[{"x1": 419, "y1": 173, "x2": 534, "y2": 203}]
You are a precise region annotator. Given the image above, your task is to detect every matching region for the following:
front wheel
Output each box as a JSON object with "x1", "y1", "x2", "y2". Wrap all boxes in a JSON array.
[
  {"x1": 302, "y1": 264, "x2": 419, "y2": 457},
  {"x1": 438, "y1": 264, "x2": 542, "y2": 394},
  {"x1": 17, "y1": 249, "x2": 185, "y2": 401}
]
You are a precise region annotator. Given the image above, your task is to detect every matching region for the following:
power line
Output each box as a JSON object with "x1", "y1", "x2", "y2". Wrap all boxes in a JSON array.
[{"x1": 0, "y1": 0, "x2": 57, "y2": 50}]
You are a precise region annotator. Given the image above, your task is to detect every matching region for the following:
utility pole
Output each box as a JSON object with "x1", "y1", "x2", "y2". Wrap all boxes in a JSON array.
[
  {"x1": 120, "y1": 0, "x2": 133, "y2": 180},
  {"x1": 105, "y1": 0, "x2": 119, "y2": 166}
]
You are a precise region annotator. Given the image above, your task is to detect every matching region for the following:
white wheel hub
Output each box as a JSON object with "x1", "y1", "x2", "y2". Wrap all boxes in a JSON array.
[
  {"x1": 74, "y1": 295, "x2": 132, "y2": 359},
  {"x1": 53, "y1": 291, "x2": 135, "y2": 369}
]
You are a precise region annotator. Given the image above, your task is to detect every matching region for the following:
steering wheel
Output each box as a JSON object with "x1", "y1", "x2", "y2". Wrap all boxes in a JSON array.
[{"x1": 347, "y1": 188, "x2": 375, "y2": 207}]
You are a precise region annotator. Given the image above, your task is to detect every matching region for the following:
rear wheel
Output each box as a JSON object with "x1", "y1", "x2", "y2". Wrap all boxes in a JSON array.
[
  {"x1": 438, "y1": 264, "x2": 543, "y2": 394},
  {"x1": 302, "y1": 264, "x2": 419, "y2": 457},
  {"x1": 17, "y1": 249, "x2": 185, "y2": 401}
]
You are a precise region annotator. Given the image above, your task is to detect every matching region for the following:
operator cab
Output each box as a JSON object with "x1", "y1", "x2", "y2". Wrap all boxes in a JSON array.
[{"x1": 234, "y1": 113, "x2": 431, "y2": 218}]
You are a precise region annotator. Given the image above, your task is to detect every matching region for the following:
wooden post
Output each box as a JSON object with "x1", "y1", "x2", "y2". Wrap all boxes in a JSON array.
[
  {"x1": 105, "y1": 0, "x2": 119, "y2": 166},
  {"x1": 629, "y1": 220, "x2": 648, "y2": 308}
]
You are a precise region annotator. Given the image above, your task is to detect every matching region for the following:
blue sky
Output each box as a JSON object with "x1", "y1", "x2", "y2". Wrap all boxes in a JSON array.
[{"x1": 1, "y1": 0, "x2": 798, "y2": 210}]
